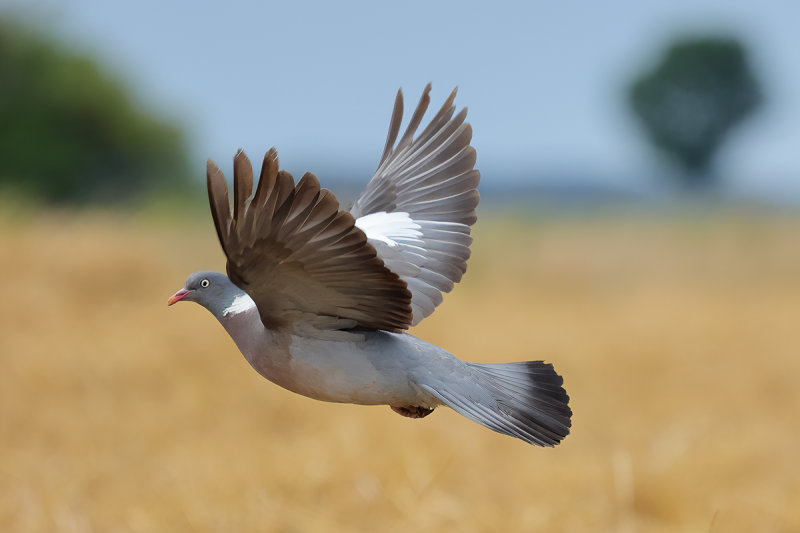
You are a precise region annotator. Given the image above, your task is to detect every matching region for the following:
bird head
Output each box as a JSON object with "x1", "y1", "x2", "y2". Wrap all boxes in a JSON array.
[{"x1": 167, "y1": 271, "x2": 243, "y2": 316}]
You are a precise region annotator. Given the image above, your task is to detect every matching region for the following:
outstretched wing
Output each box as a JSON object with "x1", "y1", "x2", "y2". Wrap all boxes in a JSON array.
[
  {"x1": 208, "y1": 149, "x2": 413, "y2": 338},
  {"x1": 350, "y1": 84, "x2": 480, "y2": 325}
]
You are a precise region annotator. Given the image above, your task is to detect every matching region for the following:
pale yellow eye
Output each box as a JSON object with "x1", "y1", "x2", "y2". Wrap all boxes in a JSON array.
[{"x1": 201, "y1": 279, "x2": 210, "y2": 288}]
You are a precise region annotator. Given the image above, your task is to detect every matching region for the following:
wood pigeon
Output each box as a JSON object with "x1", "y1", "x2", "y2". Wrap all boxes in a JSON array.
[{"x1": 168, "y1": 85, "x2": 571, "y2": 446}]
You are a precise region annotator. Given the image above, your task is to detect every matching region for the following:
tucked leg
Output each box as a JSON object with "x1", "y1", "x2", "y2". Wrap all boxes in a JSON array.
[{"x1": 391, "y1": 405, "x2": 435, "y2": 419}]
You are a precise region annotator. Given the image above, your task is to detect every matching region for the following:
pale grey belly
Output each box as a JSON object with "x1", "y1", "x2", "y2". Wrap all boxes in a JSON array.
[
  {"x1": 221, "y1": 308, "x2": 457, "y2": 406},
  {"x1": 280, "y1": 330, "x2": 460, "y2": 407}
]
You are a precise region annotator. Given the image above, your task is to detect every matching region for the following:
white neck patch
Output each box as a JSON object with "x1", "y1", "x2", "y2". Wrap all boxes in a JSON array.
[{"x1": 221, "y1": 292, "x2": 257, "y2": 317}]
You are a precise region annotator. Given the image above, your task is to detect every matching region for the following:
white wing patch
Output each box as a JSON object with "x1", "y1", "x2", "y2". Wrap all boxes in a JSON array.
[
  {"x1": 355, "y1": 211, "x2": 422, "y2": 248},
  {"x1": 222, "y1": 292, "x2": 258, "y2": 317},
  {"x1": 356, "y1": 211, "x2": 471, "y2": 325},
  {"x1": 356, "y1": 212, "x2": 424, "y2": 278}
]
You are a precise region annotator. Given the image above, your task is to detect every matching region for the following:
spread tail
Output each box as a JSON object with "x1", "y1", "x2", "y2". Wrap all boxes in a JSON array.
[{"x1": 421, "y1": 361, "x2": 571, "y2": 446}]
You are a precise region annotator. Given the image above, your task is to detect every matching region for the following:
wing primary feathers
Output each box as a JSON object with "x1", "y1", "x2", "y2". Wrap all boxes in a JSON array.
[
  {"x1": 232, "y1": 149, "x2": 253, "y2": 222},
  {"x1": 207, "y1": 159, "x2": 232, "y2": 254},
  {"x1": 380, "y1": 89, "x2": 404, "y2": 167},
  {"x1": 253, "y1": 148, "x2": 279, "y2": 207},
  {"x1": 414, "y1": 86, "x2": 458, "y2": 145},
  {"x1": 387, "y1": 110, "x2": 470, "y2": 180},
  {"x1": 395, "y1": 83, "x2": 432, "y2": 153}
]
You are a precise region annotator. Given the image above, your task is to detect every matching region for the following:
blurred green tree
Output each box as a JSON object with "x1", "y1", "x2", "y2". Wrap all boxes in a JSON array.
[
  {"x1": 628, "y1": 36, "x2": 762, "y2": 188},
  {"x1": 0, "y1": 18, "x2": 192, "y2": 204}
]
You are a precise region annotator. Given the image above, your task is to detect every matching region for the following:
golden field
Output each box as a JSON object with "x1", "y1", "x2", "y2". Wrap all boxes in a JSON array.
[{"x1": 1, "y1": 208, "x2": 799, "y2": 532}]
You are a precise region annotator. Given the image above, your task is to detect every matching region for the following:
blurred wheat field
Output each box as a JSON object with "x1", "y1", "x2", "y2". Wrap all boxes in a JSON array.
[{"x1": 1, "y1": 209, "x2": 799, "y2": 532}]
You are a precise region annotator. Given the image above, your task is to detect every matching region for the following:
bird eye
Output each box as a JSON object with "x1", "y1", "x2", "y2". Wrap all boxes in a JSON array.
[{"x1": 201, "y1": 279, "x2": 210, "y2": 288}]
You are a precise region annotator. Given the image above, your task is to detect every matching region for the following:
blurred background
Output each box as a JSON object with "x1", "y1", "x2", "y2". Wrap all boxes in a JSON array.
[{"x1": 1, "y1": 0, "x2": 798, "y2": 531}]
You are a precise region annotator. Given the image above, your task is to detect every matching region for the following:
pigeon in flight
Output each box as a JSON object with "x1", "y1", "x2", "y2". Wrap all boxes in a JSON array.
[{"x1": 168, "y1": 85, "x2": 571, "y2": 446}]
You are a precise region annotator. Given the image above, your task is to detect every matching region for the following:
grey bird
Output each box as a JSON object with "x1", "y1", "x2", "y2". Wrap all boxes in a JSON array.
[{"x1": 168, "y1": 85, "x2": 571, "y2": 446}]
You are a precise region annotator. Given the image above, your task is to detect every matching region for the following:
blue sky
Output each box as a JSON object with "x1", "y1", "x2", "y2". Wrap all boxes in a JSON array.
[{"x1": 6, "y1": 0, "x2": 800, "y2": 197}]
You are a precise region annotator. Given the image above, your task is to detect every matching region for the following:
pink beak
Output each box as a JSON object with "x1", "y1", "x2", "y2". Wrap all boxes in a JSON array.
[{"x1": 167, "y1": 288, "x2": 193, "y2": 306}]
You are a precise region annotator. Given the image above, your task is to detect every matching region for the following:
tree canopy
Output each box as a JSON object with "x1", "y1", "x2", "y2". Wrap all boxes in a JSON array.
[
  {"x1": 0, "y1": 18, "x2": 192, "y2": 204},
  {"x1": 628, "y1": 36, "x2": 762, "y2": 188}
]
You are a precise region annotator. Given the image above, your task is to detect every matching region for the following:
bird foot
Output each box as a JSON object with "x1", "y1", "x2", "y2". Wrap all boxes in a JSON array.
[{"x1": 391, "y1": 405, "x2": 435, "y2": 419}]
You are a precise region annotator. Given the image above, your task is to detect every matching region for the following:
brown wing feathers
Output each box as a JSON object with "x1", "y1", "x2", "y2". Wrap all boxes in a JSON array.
[
  {"x1": 207, "y1": 150, "x2": 413, "y2": 335},
  {"x1": 207, "y1": 160, "x2": 232, "y2": 256}
]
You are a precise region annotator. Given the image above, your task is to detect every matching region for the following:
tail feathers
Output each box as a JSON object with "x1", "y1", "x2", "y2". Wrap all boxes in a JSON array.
[{"x1": 421, "y1": 361, "x2": 572, "y2": 446}]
